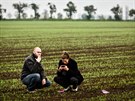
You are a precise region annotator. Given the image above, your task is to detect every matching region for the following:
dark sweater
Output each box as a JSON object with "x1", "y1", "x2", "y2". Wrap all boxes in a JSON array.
[
  {"x1": 21, "y1": 54, "x2": 46, "y2": 80},
  {"x1": 57, "y1": 58, "x2": 84, "y2": 84}
]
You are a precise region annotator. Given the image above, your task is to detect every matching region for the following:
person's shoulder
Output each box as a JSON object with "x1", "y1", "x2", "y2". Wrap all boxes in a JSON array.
[
  {"x1": 59, "y1": 59, "x2": 62, "y2": 63},
  {"x1": 70, "y1": 58, "x2": 77, "y2": 63},
  {"x1": 25, "y1": 55, "x2": 31, "y2": 59},
  {"x1": 25, "y1": 55, "x2": 33, "y2": 61}
]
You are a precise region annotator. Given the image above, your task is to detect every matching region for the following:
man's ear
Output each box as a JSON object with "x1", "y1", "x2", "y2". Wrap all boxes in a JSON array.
[{"x1": 33, "y1": 53, "x2": 38, "y2": 58}]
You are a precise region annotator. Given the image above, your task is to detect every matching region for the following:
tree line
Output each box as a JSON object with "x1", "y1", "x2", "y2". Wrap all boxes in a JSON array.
[{"x1": 0, "y1": 1, "x2": 135, "y2": 20}]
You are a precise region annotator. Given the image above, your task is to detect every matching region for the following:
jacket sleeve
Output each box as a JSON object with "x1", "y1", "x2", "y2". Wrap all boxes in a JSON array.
[
  {"x1": 40, "y1": 67, "x2": 46, "y2": 79},
  {"x1": 67, "y1": 60, "x2": 78, "y2": 76},
  {"x1": 56, "y1": 60, "x2": 62, "y2": 76}
]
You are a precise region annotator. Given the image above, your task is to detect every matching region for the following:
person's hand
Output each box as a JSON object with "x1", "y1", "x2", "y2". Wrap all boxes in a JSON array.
[
  {"x1": 42, "y1": 79, "x2": 46, "y2": 85},
  {"x1": 63, "y1": 65, "x2": 69, "y2": 71},
  {"x1": 58, "y1": 65, "x2": 64, "y2": 70},
  {"x1": 36, "y1": 56, "x2": 41, "y2": 62},
  {"x1": 58, "y1": 66, "x2": 62, "y2": 71},
  {"x1": 59, "y1": 65, "x2": 66, "y2": 70}
]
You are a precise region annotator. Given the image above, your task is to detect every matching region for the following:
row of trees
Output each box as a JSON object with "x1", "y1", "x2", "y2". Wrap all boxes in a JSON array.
[{"x1": 0, "y1": 1, "x2": 135, "y2": 20}]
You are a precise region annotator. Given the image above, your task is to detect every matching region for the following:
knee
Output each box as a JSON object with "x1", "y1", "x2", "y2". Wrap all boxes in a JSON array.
[
  {"x1": 54, "y1": 76, "x2": 60, "y2": 83},
  {"x1": 70, "y1": 77, "x2": 78, "y2": 84},
  {"x1": 54, "y1": 76, "x2": 58, "y2": 82},
  {"x1": 33, "y1": 73, "x2": 41, "y2": 82}
]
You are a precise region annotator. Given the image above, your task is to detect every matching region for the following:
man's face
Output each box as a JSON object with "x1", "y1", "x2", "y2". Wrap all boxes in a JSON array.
[
  {"x1": 62, "y1": 58, "x2": 69, "y2": 64},
  {"x1": 33, "y1": 47, "x2": 42, "y2": 58}
]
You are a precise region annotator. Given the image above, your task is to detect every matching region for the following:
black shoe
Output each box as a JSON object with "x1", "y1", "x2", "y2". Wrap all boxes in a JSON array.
[{"x1": 27, "y1": 89, "x2": 37, "y2": 93}]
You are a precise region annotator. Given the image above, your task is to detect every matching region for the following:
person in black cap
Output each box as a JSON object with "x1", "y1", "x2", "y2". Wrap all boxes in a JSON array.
[{"x1": 54, "y1": 51, "x2": 84, "y2": 92}]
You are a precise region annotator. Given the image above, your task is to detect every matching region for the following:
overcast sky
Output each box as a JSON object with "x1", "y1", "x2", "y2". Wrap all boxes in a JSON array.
[{"x1": 1, "y1": 0, "x2": 135, "y2": 19}]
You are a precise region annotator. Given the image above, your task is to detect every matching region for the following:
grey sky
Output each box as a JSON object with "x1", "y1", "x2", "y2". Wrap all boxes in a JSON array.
[{"x1": 1, "y1": 0, "x2": 135, "y2": 18}]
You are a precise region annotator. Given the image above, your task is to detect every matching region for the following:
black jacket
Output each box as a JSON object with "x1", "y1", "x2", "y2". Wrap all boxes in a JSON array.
[
  {"x1": 57, "y1": 58, "x2": 84, "y2": 84},
  {"x1": 21, "y1": 54, "x2": 46, "y2": 80}
]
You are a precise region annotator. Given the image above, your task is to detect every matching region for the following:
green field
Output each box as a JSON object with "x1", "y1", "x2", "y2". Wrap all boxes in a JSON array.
[{"x1": 0, "y1": 21, "x2": 135, "y2": 101}]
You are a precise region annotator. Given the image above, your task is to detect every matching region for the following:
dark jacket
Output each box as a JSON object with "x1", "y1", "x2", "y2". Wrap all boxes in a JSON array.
[
  {"x1": 21, "y1": 54, "x2": 46, "y2": 80},
  {"x1": 57, "y1": 58, "x2": 84, "y2": 84}
]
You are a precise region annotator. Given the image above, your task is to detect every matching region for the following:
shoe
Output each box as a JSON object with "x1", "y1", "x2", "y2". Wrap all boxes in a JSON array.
[
  {"x1": 27, "y1": 90, "x2": 36, "y2": 93},
  {"x1": 29, "y1": 90, "x2": 36, "y2": 93},
  {"x1": 64, "y1": 85, "x2": 72, "y2": 92},
  {"x1": 71, "y1": 86, "x2": 78, "y2": 92}
]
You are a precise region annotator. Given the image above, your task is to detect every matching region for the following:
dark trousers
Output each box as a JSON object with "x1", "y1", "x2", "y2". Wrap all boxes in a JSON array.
[
  {"x1": 22, "y1": 73, "x2": 51, "y2": 91},
  {"x1": 54, "y1": 76, "x2": 79, "y2": 89}
]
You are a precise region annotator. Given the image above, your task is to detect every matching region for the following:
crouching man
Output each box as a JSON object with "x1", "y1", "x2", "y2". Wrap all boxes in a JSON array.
[{"x1": 21, "y1": 47, "x2": 51, "y2": 93}]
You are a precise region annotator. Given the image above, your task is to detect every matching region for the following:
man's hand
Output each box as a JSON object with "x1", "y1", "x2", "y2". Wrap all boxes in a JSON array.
[
  {"x1": 36, "y1": 56, "x2": 41, "y2": 62},
  {"x1": 42, "y1": 79, "x2": 46, "y2": 85}
]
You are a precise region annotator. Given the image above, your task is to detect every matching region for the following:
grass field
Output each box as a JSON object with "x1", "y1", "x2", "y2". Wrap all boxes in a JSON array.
[{"x1": 0, "y1": 21, "x2": 135, "y2": 101}]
